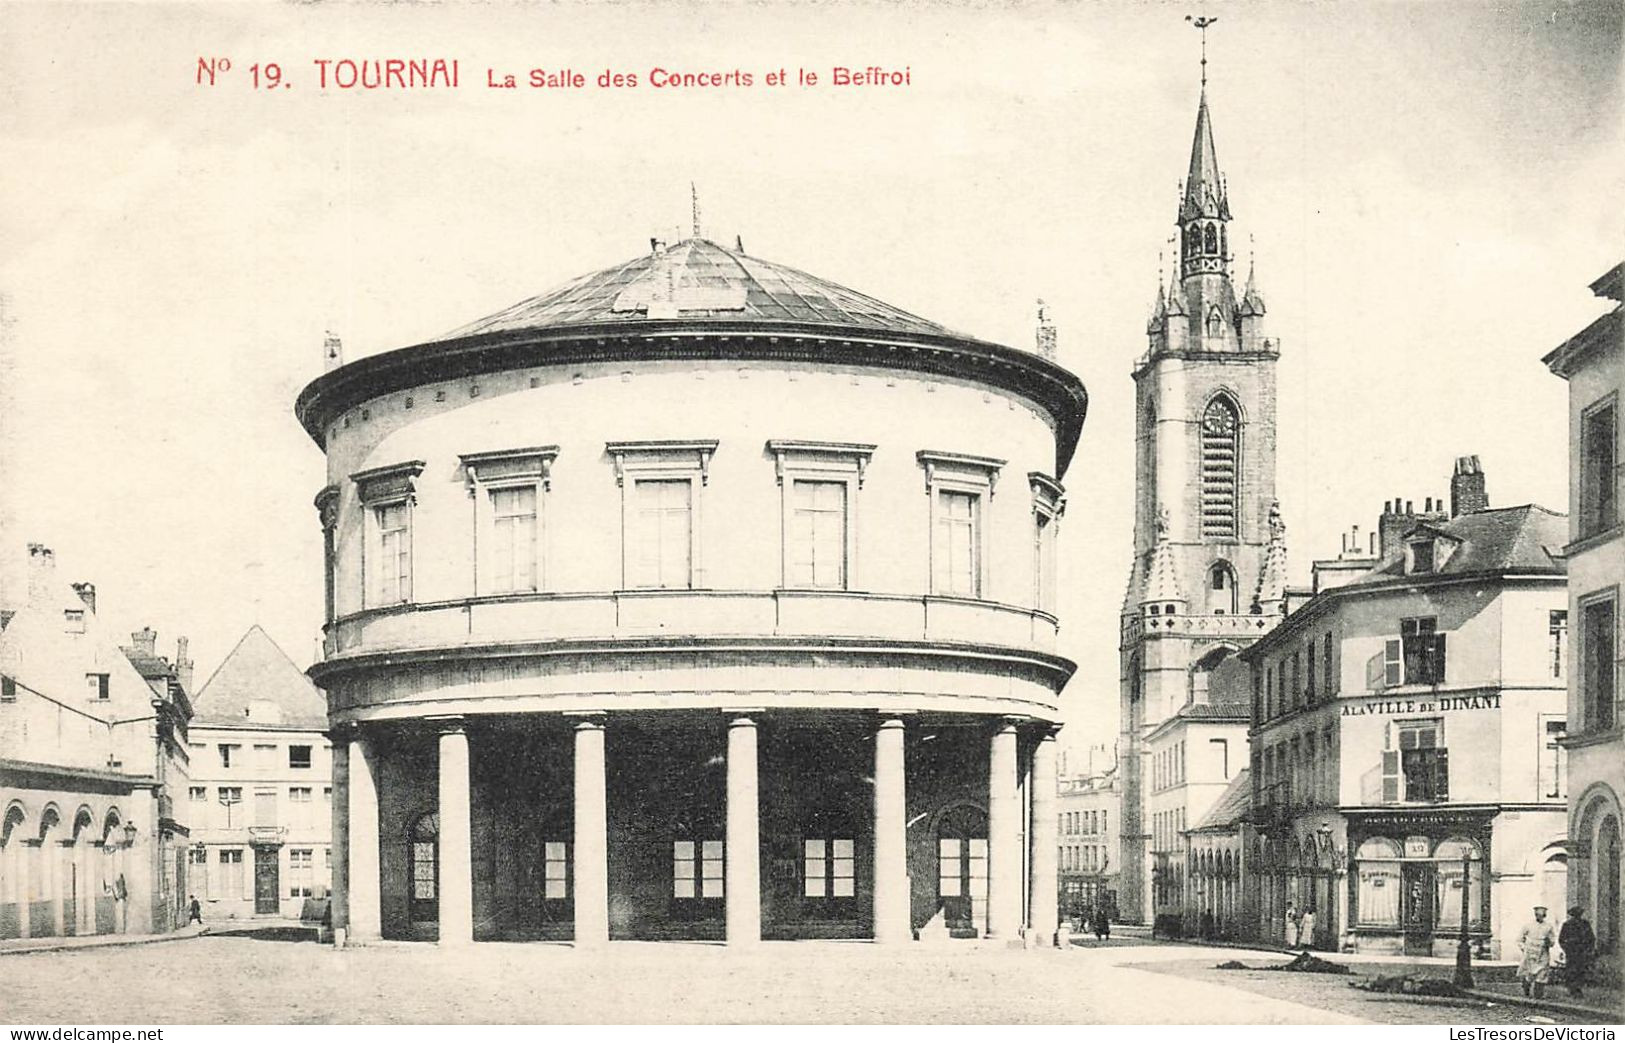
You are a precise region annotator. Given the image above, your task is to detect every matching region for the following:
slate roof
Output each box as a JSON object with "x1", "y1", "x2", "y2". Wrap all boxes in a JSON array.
[
  {"x1": 445, "y1": 237, "x2": 951, "y2": 341},
  {"x1": 191, "y1": 625, "x2": 327, "y2": 730},
  {"x1": 1352, "y1": 504, "x2": 1566, "y2": 585},
  {"x1": 1191, "y1": 768, "x2": 1251, "y2": 833}
]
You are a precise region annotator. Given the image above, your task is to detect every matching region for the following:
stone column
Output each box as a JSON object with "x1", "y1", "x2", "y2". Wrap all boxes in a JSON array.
[
  {"x1": 986, "y1": 718, "x2": 1021, "y2": 942},
  {"x1": 573, "y1": 716, "x2": 609, "y2": 947},
  {"x1": 1028, "y1": 727, "x2": 1060, "y2": 947},
  {"x1": 437, "y1": 720, "x2": 473, "y2": 946},
  {"x1": 51, "y1": 840, "x2": 67, "y2": 937},
  {"x1": 347, "y1": 731, "x2": 382, "y2": 942},
  {"x1": 725, "y1": 716, "x2": 761, "y2": 945},
  {"x1": 15, "y1": 840, "x2": 31, "y2": 939},
  {"x1": 873, "y1": 717, "x2": 910, "y2": 944},
  {"x1": 329, "y1": 736, "x2": 351, "y2": 939}
]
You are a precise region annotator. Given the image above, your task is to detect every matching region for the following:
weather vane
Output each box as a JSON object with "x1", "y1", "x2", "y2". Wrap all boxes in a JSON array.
[{"x1": 1186, "y1": 15, "x2": 1218, "y2": 89}]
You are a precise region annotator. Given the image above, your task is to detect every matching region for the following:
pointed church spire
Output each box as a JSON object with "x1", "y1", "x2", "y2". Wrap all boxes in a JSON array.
[
  {"x1": 1141, "y1": 507, "x2": 1187, "y2": 609},
  {"x1": 1252, "y1": 500, "x2": 1289, "y2": 612}
]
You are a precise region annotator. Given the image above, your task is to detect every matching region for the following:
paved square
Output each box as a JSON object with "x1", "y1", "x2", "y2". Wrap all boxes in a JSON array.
[{"x1": 0, "y1": 932, "x2": 1614, "y2": 1024}]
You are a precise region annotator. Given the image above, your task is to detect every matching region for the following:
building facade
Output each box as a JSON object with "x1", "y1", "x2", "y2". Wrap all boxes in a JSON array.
[
  {"x1": 1118, "y1": 76, "x2": 1287, "y2": 924},
  {"x1": 1186, "y1": 766, "x2": 1254, "y2": 941},
  {"x1": 295, "y1": 235, "x2": 1089, "y2": 946},
  {"x1": 188, "y1": 626, "x2": 333, "y2": 920},
  {"x1": 1145, "y1": 655, "x2": 1249, "y2": 933},
  {"x1": 1057, "y1": 761, "x2": 1118, "y2": 925},
  {"x1": 1544, "y1": 260, "x2": 1625, "y2": 961},
  {"x1": 1243, "y1": 470, "x2": 1570, "y2": 957},
  {"x1": 0, "y1": 544, "x2": 193, "y2": 939}
]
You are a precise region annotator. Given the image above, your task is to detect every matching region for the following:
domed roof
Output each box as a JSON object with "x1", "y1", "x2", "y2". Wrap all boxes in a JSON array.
[{"x1": 445, "y1": 237, "x2": 951, "y2": 340}]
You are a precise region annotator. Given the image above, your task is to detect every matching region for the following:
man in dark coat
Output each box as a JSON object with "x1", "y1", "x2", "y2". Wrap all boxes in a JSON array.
[{"x1": 1559, "y1": 906, "x2": 1597, "y2": 998}]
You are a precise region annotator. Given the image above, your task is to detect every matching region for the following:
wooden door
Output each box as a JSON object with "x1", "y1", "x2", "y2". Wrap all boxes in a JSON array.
[
  {"x1": 1401, "y1": 862, "x2": 1435, "y2": 955},
  {"x1": 254, "y1": 847, "x2": 280, "y2": 914}
]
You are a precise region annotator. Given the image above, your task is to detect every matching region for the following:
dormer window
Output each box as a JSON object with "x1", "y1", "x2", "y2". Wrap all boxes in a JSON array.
[
  {"x1": 1405, "y1": 531, "x2": 1456, "y2": 574},
  {"x1": 1409, "y1": 539, "x2": 1435, "y2": 574}
]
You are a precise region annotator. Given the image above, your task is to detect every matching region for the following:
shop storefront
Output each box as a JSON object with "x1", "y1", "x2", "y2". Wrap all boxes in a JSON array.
[{"x1": 1347, "y1": 809, "x2": 1492, "y2": 957}]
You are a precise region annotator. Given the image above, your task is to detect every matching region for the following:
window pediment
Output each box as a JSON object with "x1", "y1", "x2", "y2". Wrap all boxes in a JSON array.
[
  {"x1": 916, "y1": 450, "x2": 1005, "y2": 495},
  {"x1": 767, "y1": 440, "x2": 875, "y2": 486},
  {"x1": 606, "y1": 440, "x2": 718, "y2": 486},
  {"x1": 460, "y1": 446, "x2": 560, "y2": 490},
  {"x1": 351, "y1": 460, "x2": 425, "y2": 503}
]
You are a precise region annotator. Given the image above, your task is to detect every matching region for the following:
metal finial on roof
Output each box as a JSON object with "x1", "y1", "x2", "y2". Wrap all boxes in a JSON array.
[
  {"x1": 691, "y1": 182, "x2": 701, "y2": 239},
  {"x1": 1186, "y1": 15, "x2": 1218, "y2": 91}
]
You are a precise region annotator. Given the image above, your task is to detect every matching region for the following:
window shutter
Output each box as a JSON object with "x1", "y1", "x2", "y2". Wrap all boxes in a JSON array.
[
  {"x1": 1433, "y1": 747, "x2": 1449, "y2": 801},
  {"x1": 1430, "y1": 633, "x2": 1447, "y2": 685},
  {"x1": 1367, "y1": 652, "x2": 1385, "y2": 691},
  {"x1": 1384, "y1": 640, "x2": 1402, "y2": 687},
  {"x1": 1381, "y1": 750, "x2": 1400, "y2": 802}
]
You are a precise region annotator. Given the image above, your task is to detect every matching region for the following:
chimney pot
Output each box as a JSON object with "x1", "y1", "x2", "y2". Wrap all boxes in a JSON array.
[
  {"x1": 130, "y1": 627, "x2": 156, "y2": 656},
  {"x1": 1405, "y1": 500, "x2": 1413, "y2": 514},
  {"x1": 70, "y1": 582, "x2": 96, "y2": 614}
]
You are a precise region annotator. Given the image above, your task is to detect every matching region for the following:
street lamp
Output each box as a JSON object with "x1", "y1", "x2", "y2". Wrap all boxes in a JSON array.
[{"x1": 1453, "y1": 851, "x2": 1474, "y2": 989}]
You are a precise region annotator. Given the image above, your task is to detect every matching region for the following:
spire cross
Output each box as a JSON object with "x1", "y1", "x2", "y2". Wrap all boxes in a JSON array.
[
  {"x1": 1186, "y1": 15, "x2": 1217, "y2": 90},
  {"x1": 690, "y1": 181, "x2": 701, "y2": 239}
]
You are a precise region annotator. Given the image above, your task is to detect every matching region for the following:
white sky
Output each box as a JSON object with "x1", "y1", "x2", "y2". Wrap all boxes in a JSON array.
[{"x1": 1, "y1": 1, "x2": 1620, "y2": 756}]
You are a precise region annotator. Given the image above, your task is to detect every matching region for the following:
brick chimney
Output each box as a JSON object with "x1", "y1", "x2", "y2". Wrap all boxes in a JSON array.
[
  {"x1": 129, "y1": 627, "x2": 157, "y2": 657},
  {"x1": 174, "y1": 636, "x2": 193, "y2": 693},
  {"x1": 1378, "y1": 496, "x2": 1448, "y2": 560},
  {"x1": 26, "y1": 543, "x2": 55, "y2": 600},
  {"x1": 71, "y1": 582, "x2": 96, "y2": 614},
  {"x1": 1451, "y1": 455, "x2": 1488, "y2": 517}
]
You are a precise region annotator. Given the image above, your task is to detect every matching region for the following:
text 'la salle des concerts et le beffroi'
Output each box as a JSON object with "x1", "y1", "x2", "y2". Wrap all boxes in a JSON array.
[{"x1": 194, "y1": 57, "x2": 913, "y2": 92}]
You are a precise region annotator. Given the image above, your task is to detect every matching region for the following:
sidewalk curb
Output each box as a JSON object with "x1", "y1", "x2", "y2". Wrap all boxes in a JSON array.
[{"x1": 0, "y1": 926, "x2": 208, "y2": 957}]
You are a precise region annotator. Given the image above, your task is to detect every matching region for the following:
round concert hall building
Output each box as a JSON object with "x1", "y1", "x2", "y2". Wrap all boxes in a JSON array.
[{"x1": 295, "y1": 235, "x2": 1089, "y2": 946}]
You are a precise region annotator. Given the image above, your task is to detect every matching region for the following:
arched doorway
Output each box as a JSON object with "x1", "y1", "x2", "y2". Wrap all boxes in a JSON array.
[{"x1": 935, "y1": 804, "x2": 988, "y2": 937}]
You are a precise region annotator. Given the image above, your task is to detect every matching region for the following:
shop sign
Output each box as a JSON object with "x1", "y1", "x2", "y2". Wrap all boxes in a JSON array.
[
  {"x1": 1341, "y1": 693, "x2": 1501, "y2": 716},
  {"x1": 1404, "y1": 836, "x2": 1431, "y2": 858}
]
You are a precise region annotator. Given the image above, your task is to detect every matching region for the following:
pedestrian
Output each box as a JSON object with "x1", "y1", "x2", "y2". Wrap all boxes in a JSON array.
[
  {"x1": 1095, "y1": 904, "x2": 1110, "y2": 941},
  {"x1": 1284, "y1": 902, "x2": 1299, "y2": 948},
  {"x1": 1517, "y1": 904, "x2": 1559, "y2": 999},
  {"x1": 1558, "y1": 905, "x2": 1596, "y2": 999},
  {"x1": 1299, "y1": 906, "x2": 1317, "y2": 952},
  {"x1": 187, "y1": 894, "x2": 202, "y2": 925}
]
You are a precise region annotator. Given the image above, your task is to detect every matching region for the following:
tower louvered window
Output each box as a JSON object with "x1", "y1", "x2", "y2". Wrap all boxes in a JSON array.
[{"x1": 1200, "y1": 398, "x2": 1239, "y2": 538}]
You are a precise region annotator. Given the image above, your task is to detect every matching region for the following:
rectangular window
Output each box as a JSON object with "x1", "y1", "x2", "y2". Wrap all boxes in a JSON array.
[
  {"x1": 288, "y1": 786, "x2": 312, "y2": 803},
  {"x1": 1542, "y1": 717, "x2": 1568, "y2": 800},
  {"x1": 1306, "y1": 641, "x2": 1317, "y2": 702},
  {"x1": 373, "y1": 501, "x2": 412, "y2": 604},
  {"x1": 0, "y1": 676, "x2": 14, "y2": 702},
  {"x1": 803, "y1": 838, "x2": 856, "y2": 898},
  {"x1": 788, "y1": 480, "x2": 847, "y2": 589},
  {"x1": 218, "y1": 848, "x2": 245, "y2": 901},
  {"x1": 64, "y1": 609, "x2": 85, "y2": 634},
  {"x1": 1583, "y1": 596, "x2": 1616, "y2": 732},
  {"x1": 254, "y1": 789, "x2": 277, "y2": 827},
  {"x1": 632, "y1": 479, "x2": 694, "y2": 590},
  {"x1": 254, "y1": 743, "x2": 278, "y2": 769},
  {"x1": 288, "y1": 745, "x2": 312, "y2": 769},
  {"x1": 1401, "y1": 617, "x2": 1446, "y2": 685},
  {"x1": 934, "y1": 489, "x2": 981, "y2": 596},
  {"x1": 1551, "y1": 610, "x2": 1569, "y2": 679},
  {"x1": 490, "y1": 485, "x2": 539, "y2": 593},
  {"x1": 673, "y1": 839, "x2": 724, "y2": 899},
  {"x1": 288, "y1": 848, "x2": 314, "y2": 899},
  {"x1": 218, "y1": 744, "x2": 237, "y2": 768},
  {"x1": 188, "y1": 786, "x2": 207, "y2": 802},
  {"x1": 412, "y1": 840, "x2": 436, "y2": 901},
  {"x1": 542, "y1": 841, "x2": 570, "y2": 900},
  {"x1": 1323, "y1": 634, "x2": 1335, "y2": 695},
  {"x1": 86, "y1": 673, "x2": 109, "y2": 700},
  {"x1": 1581, "y1": 398, "x2": 1618, "y2": 538},
  {"x1": 1391, "y1": 718, "x2": 1448, "y2": 802},
  {"x1": 323, "y1": 786, "x2": 333, "y2": 803}
]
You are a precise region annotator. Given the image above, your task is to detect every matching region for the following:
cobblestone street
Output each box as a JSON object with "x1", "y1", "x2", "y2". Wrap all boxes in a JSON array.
[{"x1": 0, "y1": 931, "x2": 1615, "y2": 1025}]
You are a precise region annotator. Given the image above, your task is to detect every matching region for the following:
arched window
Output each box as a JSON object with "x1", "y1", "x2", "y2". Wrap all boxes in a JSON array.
[
  {"x1": 409, "y1": 812, "x2": 439, "y2": 921},
  {"x1": 1220, "y1": 226, "x2": 1228, "y2": 259},
  {"x1": 1184, "y1": 224, "x2": 1201, "y2": 260},
  {"x1": 1208, "y1": 561, "x2": 1238, "y2": 615},
  {"x1": 1200, "y1": 397, "x2": 1240, "y2": 539},
  {"x1": 1203, "y1": 224, "x2": 1218, "y2": 254},
  {"x1": 1435, "y1": 836, "x2": 1485, "y2": 931},
  {"x1": 1206, "y1": 307, "x2": 1224, "y2": 339}
]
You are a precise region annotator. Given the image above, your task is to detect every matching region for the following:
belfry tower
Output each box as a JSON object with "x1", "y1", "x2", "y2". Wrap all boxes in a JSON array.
[{"x1": 1116, "y1": 38, "x2": 1285, "y2": 924}]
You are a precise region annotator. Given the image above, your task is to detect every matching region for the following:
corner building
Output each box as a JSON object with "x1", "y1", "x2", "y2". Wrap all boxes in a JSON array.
[{"x1": 295, "y1": 238, "x2": 1089, "y2": 946}]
